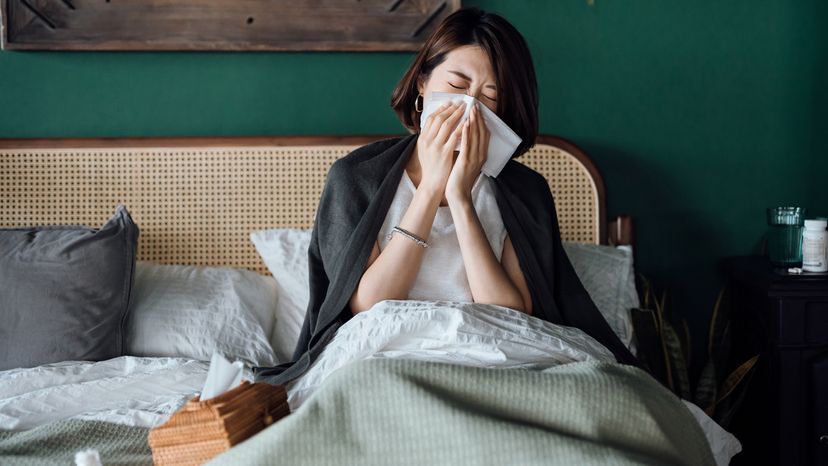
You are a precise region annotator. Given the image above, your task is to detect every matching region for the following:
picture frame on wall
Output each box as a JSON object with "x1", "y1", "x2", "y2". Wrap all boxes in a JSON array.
[{"x1": 0, "y1": 0, "x2": 460, "y2": 51}]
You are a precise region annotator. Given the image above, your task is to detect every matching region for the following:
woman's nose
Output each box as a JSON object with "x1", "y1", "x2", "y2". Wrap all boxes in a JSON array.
[{"x1": 467, "y1": 88, "x2": 483, "y2": 100}]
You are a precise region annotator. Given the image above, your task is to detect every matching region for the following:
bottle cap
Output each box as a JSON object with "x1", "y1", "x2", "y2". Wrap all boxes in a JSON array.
[{"x1": 804, "y1": 219, "x2": 828, "y2": 230}]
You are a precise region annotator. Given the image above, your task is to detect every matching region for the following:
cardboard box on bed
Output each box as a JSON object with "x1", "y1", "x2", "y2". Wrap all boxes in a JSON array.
[{"x1": 148, "y1": 380, "x2": 289, "y2": 466}]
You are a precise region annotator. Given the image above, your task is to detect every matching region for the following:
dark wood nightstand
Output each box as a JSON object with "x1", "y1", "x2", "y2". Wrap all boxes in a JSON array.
[{"x1": 722, "y1": 255, "x2": 828, "y2": 466}]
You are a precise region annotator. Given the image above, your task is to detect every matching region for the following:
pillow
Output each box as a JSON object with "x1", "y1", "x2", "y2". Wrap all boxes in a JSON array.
[
  {"x1": 126, "y1": 261, "x2": 278, "y2": 367},
  {"x1": 561, "y1": 242, "x2": 638, "y2": 353},
  {"x1": 0, "y1": 205, "x2": 139, "y2": 371},
  {"x1": 251, "y1": 228, "x2": 639, "y2": 359},
  {"x1": 250, "y1": 229, "x2": 312, "y2": 363}
]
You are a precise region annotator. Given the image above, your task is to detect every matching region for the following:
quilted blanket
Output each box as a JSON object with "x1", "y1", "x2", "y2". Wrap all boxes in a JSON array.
[
  {"x1": 0, "y1": 419, "x2": 151, "y2": 466},
  {"x1": 210, "y1": 358, "x2": 716, "y2": 466}
]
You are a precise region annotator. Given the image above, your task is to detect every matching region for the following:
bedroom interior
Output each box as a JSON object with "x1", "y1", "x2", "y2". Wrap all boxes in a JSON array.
[{"x1": 1, "y1": 1, "x2": 826, "y2": 465}]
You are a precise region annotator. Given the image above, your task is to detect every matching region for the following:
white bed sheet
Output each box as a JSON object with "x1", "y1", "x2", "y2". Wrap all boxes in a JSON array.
[{"x1": 0, "y1": 356, "x2": 249, "y2": 431}]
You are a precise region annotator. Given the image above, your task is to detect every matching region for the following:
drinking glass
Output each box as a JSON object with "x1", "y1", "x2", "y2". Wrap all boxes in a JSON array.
[{"x1": 766, "y1": 207, "x2": 805, "y2": 266}]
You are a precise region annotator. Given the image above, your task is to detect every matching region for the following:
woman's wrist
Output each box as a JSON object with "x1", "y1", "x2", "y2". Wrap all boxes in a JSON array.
[
  {"x1": 446, "y1": 188, "x2": 473, "y2": 207},
  {"x1": 416, "y1": 178, "x2": 445, "y2": 205}
]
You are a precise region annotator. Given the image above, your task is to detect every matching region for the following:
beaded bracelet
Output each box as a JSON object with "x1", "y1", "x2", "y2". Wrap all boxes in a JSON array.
[{"x1": 385, "y1": 226, "x2": 429, "y2": 248}]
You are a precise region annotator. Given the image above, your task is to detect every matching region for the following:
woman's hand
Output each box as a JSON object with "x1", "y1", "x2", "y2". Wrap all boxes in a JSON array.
[
  {"x1": 446, "y1": 102, "x2": 489, "y2": 204},
  {"x1": 417, "y1": 101, "x2": 466, "y2": 198}
]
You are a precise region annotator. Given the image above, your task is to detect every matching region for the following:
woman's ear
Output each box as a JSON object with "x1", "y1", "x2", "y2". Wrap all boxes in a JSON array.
[{"x1": 416, "y1": 74, "x2": 426, "y2": 95}]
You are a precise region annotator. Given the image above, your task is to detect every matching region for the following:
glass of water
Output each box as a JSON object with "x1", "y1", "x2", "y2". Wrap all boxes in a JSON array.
[{"x1": 767, "y1": 207, "x2": 806, "y2": 266}]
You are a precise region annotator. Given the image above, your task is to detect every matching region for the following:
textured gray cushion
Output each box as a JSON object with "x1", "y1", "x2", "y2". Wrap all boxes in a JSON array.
[
  {"x1": 562, "y1": 242, "x2": 639, "y2": 353},
  {"x1": 0, "y1": 205, "x2": 139, "y2": 371}
]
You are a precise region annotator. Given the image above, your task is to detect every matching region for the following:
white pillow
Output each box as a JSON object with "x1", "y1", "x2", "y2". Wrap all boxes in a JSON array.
[
  {"x1": 250, "y1": 229, "x2": 312, "y2": 363},
  {"x1": 126, "y1": 261, "x2": 278, "y2": 367},
  {"x1": 251, "y1": 228, "x2": 639, "y2": 359},
  {"x1": 561, "y1": 242, "x2": 638, "y2": 353}
]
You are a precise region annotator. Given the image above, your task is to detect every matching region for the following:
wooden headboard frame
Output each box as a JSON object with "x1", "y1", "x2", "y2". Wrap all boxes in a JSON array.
[{"x1": 0, "y1": 134, "x2": 633, "y2": 274}]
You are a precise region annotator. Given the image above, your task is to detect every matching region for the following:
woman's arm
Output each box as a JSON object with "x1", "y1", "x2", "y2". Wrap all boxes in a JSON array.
[
  {"x1": 449, "y1": 201, "x2": 532, "y2": 314},
  {"x1": 348, "y1": 183, "x2": 443, "y2": 314},
  {"x1": 441, "y1": 102, "x2": 531, "y2": 314},
  {"x1": 350, "y1": 102, "x2": 467, "y2": 314},
  {"x1": 500, "y1": 234, "x2": 533, "y2": 314}
]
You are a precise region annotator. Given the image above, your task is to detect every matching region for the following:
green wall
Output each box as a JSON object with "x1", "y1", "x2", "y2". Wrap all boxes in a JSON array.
[{"x1": 1, "y1": 1, "x2": 825, "y2": 371}]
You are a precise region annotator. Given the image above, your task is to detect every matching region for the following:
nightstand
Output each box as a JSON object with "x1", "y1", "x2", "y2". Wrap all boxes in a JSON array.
[{"x1": 722, "y1": 255, "x2": 828, "y2": 466}]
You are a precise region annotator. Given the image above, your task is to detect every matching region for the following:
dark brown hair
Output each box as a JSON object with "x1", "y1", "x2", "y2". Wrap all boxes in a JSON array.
[{"x1": 390, "y1": 7, "x2": 538, "y2": 158}]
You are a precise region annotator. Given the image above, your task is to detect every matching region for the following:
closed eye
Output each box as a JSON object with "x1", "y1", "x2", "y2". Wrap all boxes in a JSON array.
[{"x1": 448, "y1": 83, "x2": 497, "y2": 102}]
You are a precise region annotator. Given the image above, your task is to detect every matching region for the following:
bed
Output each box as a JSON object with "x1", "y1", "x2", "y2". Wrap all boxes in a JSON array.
[{"x1": 0, "y1": 134, "x2": 739, "y2": 465}]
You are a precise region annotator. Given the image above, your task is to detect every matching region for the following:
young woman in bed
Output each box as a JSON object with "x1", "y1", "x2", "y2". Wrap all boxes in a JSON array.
[
  {"x1": 254, "y1": 7, "x2": 640, "y2": 390},
  {"x1": 348, "y1": 7, "x2": 534, "y2": 316}
]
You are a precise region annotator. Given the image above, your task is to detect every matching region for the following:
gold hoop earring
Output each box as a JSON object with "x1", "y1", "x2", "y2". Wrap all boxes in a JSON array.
[{"x1": 415, "y1": 93, "x2": 423, "y2": 113}]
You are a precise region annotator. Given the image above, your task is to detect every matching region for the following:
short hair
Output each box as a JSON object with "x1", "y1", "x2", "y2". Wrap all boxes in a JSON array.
[{"x1": 390, "y1": 7, "x2": 539, "y2": 158}]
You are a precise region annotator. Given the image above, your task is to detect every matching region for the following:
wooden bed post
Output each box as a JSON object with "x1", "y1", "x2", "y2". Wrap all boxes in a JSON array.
[{"x1": 608, "y1": 215, "x2": 634, "y2": 247}]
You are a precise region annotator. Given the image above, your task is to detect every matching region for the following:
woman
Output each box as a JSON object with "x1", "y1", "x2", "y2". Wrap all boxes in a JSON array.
[{"x1": 254, "y1": 7, "x2": 640, "y2": 387}]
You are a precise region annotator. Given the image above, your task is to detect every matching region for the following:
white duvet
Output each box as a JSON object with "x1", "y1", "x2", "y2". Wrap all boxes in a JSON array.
[
  {"x1": 287, "y1": 299, "x2": 617, "y2": 409},
  {"x1": 0, "y1": 356, "x2": 249, "y2": 431}
]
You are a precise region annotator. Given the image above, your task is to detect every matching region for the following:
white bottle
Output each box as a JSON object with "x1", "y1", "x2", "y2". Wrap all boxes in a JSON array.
[{"x1": 802, "y1": 219, "x2": 828, "y2": 272}]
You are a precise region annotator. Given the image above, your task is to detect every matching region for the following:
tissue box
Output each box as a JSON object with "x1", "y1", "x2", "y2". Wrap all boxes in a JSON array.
[{"x1": 148, "y1": 380, "x2": 289, "y2": 466}]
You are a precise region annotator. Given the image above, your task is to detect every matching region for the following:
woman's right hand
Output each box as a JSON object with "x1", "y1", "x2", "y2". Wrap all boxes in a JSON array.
[{"x1": 417, "y1": 101, "x2": 467, "y2": 197}]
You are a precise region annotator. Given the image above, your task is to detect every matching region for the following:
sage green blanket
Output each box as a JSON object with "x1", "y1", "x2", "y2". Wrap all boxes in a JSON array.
[
  {"x1": 0, "y1": 419, "x2": 151, "y2": 466},
  {"x1": 210, "y1": 359, "x2": 715, "y2": 466}
]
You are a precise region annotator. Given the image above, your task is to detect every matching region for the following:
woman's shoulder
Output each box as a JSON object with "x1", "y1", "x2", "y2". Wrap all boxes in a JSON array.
[
  {"x1": 331, "y1": 134, "x2": 414, "y2": 174},
  {"x1": 497, "y1": 158, "x2": 551, "y2": 197}
]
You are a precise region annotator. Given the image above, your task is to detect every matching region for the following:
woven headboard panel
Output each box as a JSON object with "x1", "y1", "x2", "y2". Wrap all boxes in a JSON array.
[{"x1": 0, "y1": 135, "x2": 606, "y2": 274}]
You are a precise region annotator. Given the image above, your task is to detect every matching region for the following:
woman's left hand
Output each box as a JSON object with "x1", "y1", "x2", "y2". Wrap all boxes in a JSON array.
[{"x1": 445, "y1": 101, "x2": 489, "y2": 204}]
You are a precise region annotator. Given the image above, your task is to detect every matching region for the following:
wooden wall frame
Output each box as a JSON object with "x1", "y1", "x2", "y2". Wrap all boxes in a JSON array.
[{"x1": 0, "y1": 0, "x2": 460, "y2": 51}]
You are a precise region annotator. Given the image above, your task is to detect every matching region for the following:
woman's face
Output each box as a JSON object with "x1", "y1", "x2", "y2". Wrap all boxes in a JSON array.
[{"x1": 418, "y1": 45, "x2": 498, "y2": 113}]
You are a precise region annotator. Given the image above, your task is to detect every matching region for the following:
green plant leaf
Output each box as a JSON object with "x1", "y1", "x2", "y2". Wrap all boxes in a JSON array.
[
  {"x1": 713, "y1": 320, "x2": 733, "y2": 385},
  {"x1": 630, "y1": 307, "x2": 667, "y2": 385},
  {"x1": 694, "y1": 360, "x2": 718, "y2": 413},
  {"x1": 657, "y1": 289, "x2": 667, "y2": 320},
  {"x1": 713, "y1": 355, "x2": 760, "y2": 428},
  {"x1": 707, "y1": 287, "x2": 724, "y2": 355},
  {"x1": 662, "y1": 320, "x2": 691, "y2": 399},
  {"x1": 716, "y1": 355, "x2": 759, "y2": 406},
  {"x1": 654, "y1": 289, "x2": 673, "y2": 391},
  {"x1": 680, "y1": 318, "x2": 691, "y2": 369},
  {"x1": 638, "y1": 274, "x2": 652, "y2": 310},
  {"x1": 708, "y1": 286, "x2": 731, "y2": 356},
  {"x1": 707, "y1": 286, "x2": 734, "y2": 384}
]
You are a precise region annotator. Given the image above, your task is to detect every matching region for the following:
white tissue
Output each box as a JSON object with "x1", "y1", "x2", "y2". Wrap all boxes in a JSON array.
[
  {"x1": 419, "y1": 91, "x2": 522, "y2": 178},
  {"x1": 74, "y1": 449, "x2": 102, "y2": 466},
  {"x1": 199, "y1": 352, "x2": 244, "y2": 401}
]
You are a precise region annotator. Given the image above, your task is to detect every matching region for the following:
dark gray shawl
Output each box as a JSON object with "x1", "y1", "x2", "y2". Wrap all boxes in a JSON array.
[{"x1": 254, "y1": 133, "x2": 640, "y2": 385}]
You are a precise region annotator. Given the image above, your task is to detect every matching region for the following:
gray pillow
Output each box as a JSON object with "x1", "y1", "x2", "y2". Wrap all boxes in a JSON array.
[
  {"x1": 561, "y1": 242, "x2": 638, "y2": 353},
  {"x1": 0, "y1": 205, "x2": 139, "y2": 371}
]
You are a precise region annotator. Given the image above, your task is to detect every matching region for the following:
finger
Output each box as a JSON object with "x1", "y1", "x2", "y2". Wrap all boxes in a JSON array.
[
  {"x1": 448, "y1": 116, "x2": 464, "y2": 149},
  {"x1": 477, "y1": 106, "x2": 490, "y2": 160},
  {"x1": 475, "y1": 105, "x2": 487, "y2": 151},
  {"x1": 435, "y1": 102, "x2": 467, "y2": 146},
  {"x1": 468, "y1": 104, "x2": 479, "y2": 158},
  {"x1": 423, "y1": 101, "x2": 457, "y2": 135},
  {"x1": 428, "y1": 101, "x2": 461, "y2": 131},
  {"x1": 462, "y1": 121, "x2": 470, "y2": 156},
  {"x1": 422, "y1": 101, "x2": 454, "y2": 135}
]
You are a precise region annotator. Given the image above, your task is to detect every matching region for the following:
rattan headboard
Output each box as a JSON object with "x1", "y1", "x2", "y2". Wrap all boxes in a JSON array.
[{"x1": 0, "y1": 135, "x2": 607, "y2": 274}]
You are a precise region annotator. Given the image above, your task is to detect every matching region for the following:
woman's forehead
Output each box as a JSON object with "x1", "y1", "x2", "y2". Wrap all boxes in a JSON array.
[{"x1": 436, "y1": 46, "x2": 496, "y2": 82}]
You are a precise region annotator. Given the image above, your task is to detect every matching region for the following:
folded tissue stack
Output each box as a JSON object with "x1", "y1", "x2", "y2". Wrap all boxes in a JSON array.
[{"x1": 148, "y1": 353, "x2": 289, "y2": 466}]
